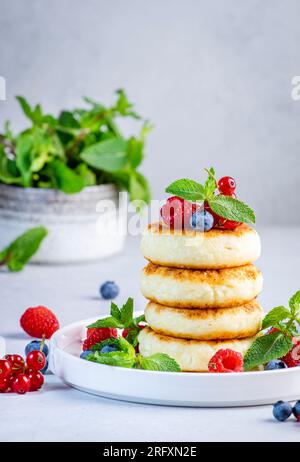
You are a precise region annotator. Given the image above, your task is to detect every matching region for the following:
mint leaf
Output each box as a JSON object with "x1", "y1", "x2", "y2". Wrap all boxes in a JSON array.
[
  {"x1": 15, "y1": 134, "x2": 34, "y2": 186},
  {"x1": 87, "y1": 316, "x2": 123, "y2": 329},
  {"x1": 0, "y1": 226, "x2": 48, "y2": 272},
  {"x1": 208, "y1": 195, "x2": 255, "y2": 224},
  {"x1": 140, "y1": 353, "x2": 181, "y2": 372},
  {"x1": 165, "y1": 179, "x2": 205, "y2": 202},
  {"x1": 129, "y1": 171, "x2": 151, "y2": 203},
  {"x1": 0, "y1": 147, "x2": 23, "y2": 185},
  {"x1": 289, "y1": 290, "x2": 300, "y2": 316},
  {"x1": 133, "y1": 314, "x2": 146, "y2": 326},
  {"x1": 244, "y1": 332, "x2": 293, "y2": 371},
  {"x1": 80, "y1": 138, "x2": 128, "y2": 173},
  {"x1": 88, "y1": 350, "x2": 136, "y2": 368},
  {"x1": 262, "y1": 306, "x2": 291, "y2": 330},
  {"x1": 48, "y1": 160, "x2": 84, "y2": 193},
  {"x1": 110, "y1": 302, "x2": 121, "y2": 321},
  {"x1": 120, "y1": 297, "x2": 134, "y2": 327},
  {"x1": 204, "y1": 167, "x2": 216, "y2": 197},
  {"x1": 88, "y1": 336, "x2": 136, "y2": 368}
]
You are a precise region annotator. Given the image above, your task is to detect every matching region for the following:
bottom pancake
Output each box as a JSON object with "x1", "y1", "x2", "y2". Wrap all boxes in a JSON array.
[
  {"x1": 145, "y1": 300, "x2": 263, "y2": 340},
  {"x1": 138, "y1": 327, "x2": 256, "y2": 372}
]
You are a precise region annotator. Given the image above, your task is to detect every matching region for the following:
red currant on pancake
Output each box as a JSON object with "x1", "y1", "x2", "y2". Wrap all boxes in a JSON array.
[{"x1": 218, "y1": 176, "x2": 236, "y2": 195}]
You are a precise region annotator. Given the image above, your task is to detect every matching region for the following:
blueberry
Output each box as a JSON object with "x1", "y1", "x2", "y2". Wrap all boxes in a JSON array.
[
  {"x1": 41, "y1": 359, "x2": 49, "y2": 374},
  {"x1": 80, "y1": 350, "x2": 93, "y2": 360},
  {"x1": 101, "y1": 345, "x2": 118, "y2": 354},
  {"x1": 190, "y1": 210, "x2": 214, "y2": 232},
  {"x1": 292, "y1": 401, "x2": 300, "y2": 420},
  {"x1": 25, "y1": 340, "x2": 49, "y2": 357},
  {"x1": 265, "y1": 360, "x2": 287, "y2": 370},
  {"x1": 100, "y1": 281, "x2": 119, "y2": 300},
  {"x1": 273, "y1": 401, "x2": 293, "y2": 421}
]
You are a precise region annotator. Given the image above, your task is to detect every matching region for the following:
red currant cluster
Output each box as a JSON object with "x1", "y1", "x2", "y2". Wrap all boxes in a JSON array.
[
  {"x1": 160, "y1": 175, "x2": 241, "y2": 231},
  {"x1": 0, "y1": 350, "x2": 46, "y2": 394}
]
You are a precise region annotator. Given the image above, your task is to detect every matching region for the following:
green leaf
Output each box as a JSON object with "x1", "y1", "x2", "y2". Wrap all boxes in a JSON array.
[
  {"x1": 204, "y1": 167, "x2": 216, "y2": 197},
  {"x1": 15, "y1": 133, "x2": 34, "y2": 186},
  {"x1": 127, "y1": 137, "x2": 143, "y2": 169},
  {"x1": 133, "y1": 314, "x2": 146, "y2": 325},
  {"x1": 80, "y1": 138, "x2": 128, "y2": 173},
  {"x1": 140, "y1": 353, "x2": 181, "y2": 372},
  {"x1": 262, "y1": 306, "x2": 291, "y2": 330},
  {"x1": 48, "y1": 160, "x2": 84, "y2": 193},
  {"x1": 110, "y1": 302, "x2": 121, "y2": 321},
  {"x1": 75, "y1": 163, "x2": 96, "y2": 187},
  {"x1": 16, "y1": 96, "x2": 35, "y2": 122},
  {"x1": 88, "y1": 337, "x2": 136, "y2": 368},
  {"x1": 129, "y1": 171, "x2": 151, "y2": 203},
  {"x1": 165, "y1": 179, "x2": 205, "y2": 202},
  {"x1": 0, "y1": 147, "x2": 23, "y2": 185},
  {"x1": 289, "y1": 290, "x2": 300, "y2": 316},
  {"x1": 124, "y1": 327, "x2": 141, "y2": 347},
  {"x1": 0, "y1": 226, "x2": 48, "y2": 272},
  {"x1": 87, "y1": 316, "x2": 123, "y2": 329},
  {"x1": 244, "y1": 332, "x2": 293, "y2": 371},
  {"x1": 120, "y1": 297, "x2": 134, "y2": 327},
  {"x1": 208, "y1": 194, "x2": 256, "y2": 224}
]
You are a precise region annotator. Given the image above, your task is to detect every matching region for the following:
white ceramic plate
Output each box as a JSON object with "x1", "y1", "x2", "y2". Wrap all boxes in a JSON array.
[{"x1": 50, "y1": 314, "x2": 300, "y2": 407}]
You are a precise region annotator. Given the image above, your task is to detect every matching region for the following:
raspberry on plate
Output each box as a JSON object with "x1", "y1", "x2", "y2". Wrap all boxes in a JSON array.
[
  {"x1": 208, "y1": 349, "x2": 244, "y2": 373},
  {"x1": 20, "y1": 306, "x2": 59, "y2": 339},
  {"x1": 83, "y1": 328, "x2": 118, "y2": 351},
  {"x1": 281, "y1": 339, "x2": 300, "y2": 367}
]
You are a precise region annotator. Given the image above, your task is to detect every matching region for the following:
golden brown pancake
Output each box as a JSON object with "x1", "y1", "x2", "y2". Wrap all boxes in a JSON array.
[
  {"x1": 141, "y1": 263, "x2": 263, "y2": 308},
  {"x1": 140, "y1": 223, "x2": 261, "y2": 269},
  {"x1": 138, "y1": 327, "x2": 257, "y2": 372},
  {"x1": 144, "y1": 299, "x2": 263, "y2": 340}
]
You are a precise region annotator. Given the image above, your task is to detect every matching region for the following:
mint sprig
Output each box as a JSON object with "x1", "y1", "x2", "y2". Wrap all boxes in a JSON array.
[
  {"x1": 244, "y1": 290, "x2": 300, "y2": 371},
  {"x1": 88, "y1": 298, "x2": 145, "y2": 347},
  {"x1": 165, "y1": 167, "x2": 255, "y2": 224},
  {"x1": 0, "y1": 226, "x2": 48, "y2": 272},
  {"x1": 87, "y1": 336, "x2": 181, "y2": 372}
]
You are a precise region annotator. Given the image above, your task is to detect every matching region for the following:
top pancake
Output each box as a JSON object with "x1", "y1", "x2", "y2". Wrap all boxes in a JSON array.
[{"x1": 140, "y1": 222, "x2": 261, "y2": 269}]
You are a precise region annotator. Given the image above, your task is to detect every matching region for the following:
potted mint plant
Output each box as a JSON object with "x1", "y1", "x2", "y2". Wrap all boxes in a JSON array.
[{"x1": 0, "y1": 90, "x2": 151, "y2": 266}]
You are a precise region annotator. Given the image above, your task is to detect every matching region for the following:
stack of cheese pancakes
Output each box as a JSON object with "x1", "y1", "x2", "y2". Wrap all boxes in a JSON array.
[{"x1": 139, "y1": 222, "x2": 263, "y2": 372}]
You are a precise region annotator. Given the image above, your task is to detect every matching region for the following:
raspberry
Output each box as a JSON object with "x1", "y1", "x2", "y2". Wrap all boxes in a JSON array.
[
  {"x1": 281, "y1": 339, "x2": 300, "y2": 367},
  {"x1": 20, "y1": 306, "x2": 59, "y2": 339},
  {"x1": 83, "y1": 328, "x2": 118, "y2": 351},
  {"x1": 160, "y1": 196, "x2": 196, "y2": 229},
  {"x1": 208, "y1": 349, "x2": 244, "y2": 373}
]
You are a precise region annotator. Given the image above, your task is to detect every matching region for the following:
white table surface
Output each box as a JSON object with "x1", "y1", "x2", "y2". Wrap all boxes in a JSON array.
[{"x1": 1, "y1": 226, "x2": 300, "y2": 442}]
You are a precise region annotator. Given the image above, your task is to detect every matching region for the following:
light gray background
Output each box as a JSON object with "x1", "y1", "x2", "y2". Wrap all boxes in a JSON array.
[{"x1": 1, "y1": 0, "x2": 300, "y2": 224}]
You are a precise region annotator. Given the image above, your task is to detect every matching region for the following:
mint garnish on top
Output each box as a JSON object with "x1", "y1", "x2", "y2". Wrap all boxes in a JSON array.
[
  {"x1": 165, "y1": 167, "x2": 255, "y2": 224},
  {"x1": 244, "y1": 290, "x2": 300, "y2": 371}
]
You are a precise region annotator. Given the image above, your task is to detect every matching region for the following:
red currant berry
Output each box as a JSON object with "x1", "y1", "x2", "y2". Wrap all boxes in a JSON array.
[
  {"x1": 26, "y1": 350, "x2": 46, "y2": 371},
  {"x1": 218, "y1": 218, "x2": 241, "y2": 230},
  {"x1": 26, "y1": 370, "x2": 44, "y2": 391},
  {"x1": 0, "y1": 378, "x2": 10, "y2": 393},
  {"x1": 160, "y1": 196, "x2": 195, "y2": 229},
  {"x1": 4, "y1": 354, "x2": 25, "y2": 374},
  {"x1": 218, "y1": 176, "x2": 236, "y2": 195},
  {"x1": 11, "y1": 373, "x2": 31, "y2": 394},
  {"x1": 0, "y1": 360, "x2": 12, "y2": 380}
]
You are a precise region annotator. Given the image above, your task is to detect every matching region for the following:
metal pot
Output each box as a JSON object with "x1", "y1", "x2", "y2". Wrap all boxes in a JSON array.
[{"x1": 0, "y1": 183, "x2": 126, "y2": 263}]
